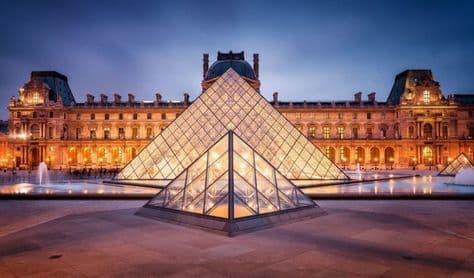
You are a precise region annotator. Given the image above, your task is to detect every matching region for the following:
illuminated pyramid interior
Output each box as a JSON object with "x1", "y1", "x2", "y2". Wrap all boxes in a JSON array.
[
  {"x1": 438, "y1": 153, "x2": 474, "y2": 176},
  {"x1": 137, "y1": 131, "x2": 324, "y2": 236},
  {"x1": 116, "y1": 69, "x2": 348, "y2": 185}
]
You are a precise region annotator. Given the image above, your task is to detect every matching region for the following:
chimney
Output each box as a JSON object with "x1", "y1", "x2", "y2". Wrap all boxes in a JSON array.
[
  {"x1": 184, "y1": 93, "x2": 189, "y2": 106},
  {"x1": 203, "y1": 53, "x2": 209, "y2": 79},
  {"x1": 368, "y1": 92, "x2": 376, "y2": 103},
  {"x1": 253, "y1": 53, "x2": 259, "y2": 79},
  {"x1": 86, "y1": 94, "x2": 94, "y2": 105},
  {"x1": 114, "y1": 94, "x2": 121, "y2": 105},
  {"x1": 128, "y1": 93, "x2": 135, "y2": 104},
  {"x1": 273, "y1": 92, "x2": 279, "y2": 104},
  {"x1": 354, "y1": 92, "x2": 362, "y2": 103},
  {"x1": 155, "y1": 93, "x2": 162, "y2": 104},
  {"x1": 100, "y1": 94, "x2": 108, "y2": 105}
]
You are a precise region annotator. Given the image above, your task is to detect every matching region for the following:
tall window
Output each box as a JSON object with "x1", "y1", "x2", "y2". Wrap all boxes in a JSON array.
[
  {"x1": 146, "y1": 127, "x2": 153, "y2": 139},
  {"x1": 352, "y1": 113, "x2": 357, "y2": 119},
  {"x1": 76, "y1": 128, "x2": 81, "y2": 139},
  {"x1": 161, "y1": 113, "x2": 167, "y2": 120},
  {"x1": 352, "y1": 127, "x2": 358, "y2": 139},
  {"x1": 147, "y1": 113, "x2": 152, "y2": 120},
  {"x1": 76, "y1": 113, "x2": 81, "y2": 120},
  {"x1": 337, "y1": 127, "x2": 345, "y2": 139},
  {"x1": 132, "y1": 128, "x2": 138, "y2": 139},
  {"x1": 118, "y1": 128, "x2": 125, "y2": 139},
  {"x1": 133, "y1": 113, "x2": 138, "y2": 120},
  {"x1": 119, "y1": 113, "x2": 124, "y2": 120},
  {"x1": 367, "y1": 127, "x2": 373, "y2": 139},
  {"x1": 90, "y1": 129, "x2": 96, "y2": 139},
  {"x1": 104, "y1": 113, "x2": 110, "y2": 120},
  {"x1": 423, "y1": 90, "x2": 430, "y2": 104},
  {"x1": 308, "y1": 127, "x2": 316, "y2": 138},
  {"x1": 367, "y1": 112, "x2": 372, "y2": 120},
  {"x1": 90, "y1": 113, "x2": 95, "y2": 120},
  {"x1": 338, "y1": 113, "x2": 343, "y2": 120},
  {"x1": 48, "y1": 127, "x2": 53, "y2": 139},
  {"x1": 409, "y1": 126, "x2": 415, "y2": 138},
  {"x1": 104, "y1": 128, "x2": 110, "y2": 139},
  {"x1": 323, "y1": 127, "x2": 330, "y2": 139}
]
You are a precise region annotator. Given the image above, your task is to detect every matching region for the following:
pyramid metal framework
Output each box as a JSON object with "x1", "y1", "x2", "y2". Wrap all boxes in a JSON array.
[
  {"x1": 116, "y1": 69, "x2": 348, "y2": 183},
  {"x1": 438, "y1": 153, "x2": 474, "y2": 176},
  {"x1": 137, "y1": 131, "x2": 323, "y2": 235}
]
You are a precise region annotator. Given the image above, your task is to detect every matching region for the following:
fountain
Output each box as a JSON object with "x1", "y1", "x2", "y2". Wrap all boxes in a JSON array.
[
  {"x1": 37, "y1": 162, "x2": 49, "y2": 185},
  {"x1": 454, "y1": 168, "x2": 474, "y2": 186},
  {"x1": 355, "y1": 163, "x2": 363, "y2": 180}
]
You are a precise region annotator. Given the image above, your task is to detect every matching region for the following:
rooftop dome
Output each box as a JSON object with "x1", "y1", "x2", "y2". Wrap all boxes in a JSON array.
[{"x1": 205, "y1": 51, "x2": 257, "y2": 80}]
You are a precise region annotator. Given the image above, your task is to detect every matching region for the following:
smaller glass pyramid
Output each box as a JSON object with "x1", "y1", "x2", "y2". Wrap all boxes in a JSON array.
[
  {"x1": 438, "y1": 153, "x2": 474, "y2": 176},
  {"x1": 145, "y1": 131, "x2": 315, "y2": 222}
]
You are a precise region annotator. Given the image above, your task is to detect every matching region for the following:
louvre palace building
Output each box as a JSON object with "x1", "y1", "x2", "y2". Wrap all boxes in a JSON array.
[{"x1": 4, "y1": 51, "x2": 474, "y2": 170}]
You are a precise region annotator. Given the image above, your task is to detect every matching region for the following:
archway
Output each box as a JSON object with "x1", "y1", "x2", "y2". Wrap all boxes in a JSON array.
[
  {"x1": 31, "y1": 148, "x2": 40, "y2": 167},
  {"x1": 355, "y1": 147, "x2": 365, "y2": 165},
  {"x1": 68, "y1": 147, "x2": 77, "y2": 165},
  {"x1": 83, "y1": 147, "x2": 91, "y2": 165},
  {"x1": 422, "y1": 146, "x2": 433, "y2": 166},
  {"x1": 340, "y1": 147, "x2": 350, "y2": 165},
  {"x1": 370, "y1": 147, "x2": 380, "y2": 165},
  {"x1": 112, "y1": 147, "x2": 123, "y2": 165},
  {"x1": 97, "y1": 147, "x2": 106, "y2": 165},
  {"x1": 325, "y1": 147, "x2": 336, "y2": 162},
  {"x1": 384, "y1": 147, "x2": 395, "y2": 164}
]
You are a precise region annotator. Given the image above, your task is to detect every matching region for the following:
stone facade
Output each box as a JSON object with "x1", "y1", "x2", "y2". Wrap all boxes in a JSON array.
[{"x1": 5, "y1": 58, "x2": 474, "y2": 170}]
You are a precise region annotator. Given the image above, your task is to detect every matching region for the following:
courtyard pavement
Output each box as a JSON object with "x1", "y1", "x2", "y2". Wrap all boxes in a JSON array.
[{"x1": 0, "y1": 200, "x2": 473, "y2": 277}]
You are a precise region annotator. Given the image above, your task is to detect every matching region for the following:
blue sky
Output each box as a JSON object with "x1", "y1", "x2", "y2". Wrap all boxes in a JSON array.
[{"x1": 0, "y1": 0, "x2": 473, "y2": 119}]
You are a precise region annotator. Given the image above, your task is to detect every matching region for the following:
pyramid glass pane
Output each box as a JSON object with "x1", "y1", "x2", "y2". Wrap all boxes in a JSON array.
[
  {"x1": 232, "y1": 133, "x2": 315, "y2": 219},
  {"x1": 117, "y1": 69, "x2": 347, "y2": 182},
  {"x1": 439, "y1": 153, "x2": 474, "y2": 176}
]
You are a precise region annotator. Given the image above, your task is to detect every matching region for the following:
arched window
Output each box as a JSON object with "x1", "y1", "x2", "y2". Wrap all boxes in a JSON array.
[{"x1": 422, "y1": 146, "x2": 433, "y2": 165}]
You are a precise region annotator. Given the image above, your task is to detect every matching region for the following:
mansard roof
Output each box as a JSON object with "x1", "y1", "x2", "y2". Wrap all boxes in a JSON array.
[{"x1": 30, "y1": 71, "x2": 76, "y2": 106}]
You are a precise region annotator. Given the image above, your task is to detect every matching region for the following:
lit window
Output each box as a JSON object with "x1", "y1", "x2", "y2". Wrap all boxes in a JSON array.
[
  {"x1": 323, "y1": 127, "x2": 330, "y2": 139},
  {"x1": 32, "y1": 92, "x2": 40, "y2": 104},
  {"x1": 308, "y1": 127, "x2": 316, "y2": 138},
  {"x1": 423, "y1": 90, "x2": 430, "y2": 104},
  {"x1": 337, "y1": 127, "x2": 345, "y2": 139}
]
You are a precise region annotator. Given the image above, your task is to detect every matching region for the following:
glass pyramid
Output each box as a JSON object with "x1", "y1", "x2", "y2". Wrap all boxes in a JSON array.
[
  {"x1": 116, "y1": 68, "x2": 348, "y2": 182},
  {"x1": 438, "y1": 153, "x2": 474, "y2": 176},
  {"x1": 146, "y1": 131, "x2": 315, "y2": 219}
]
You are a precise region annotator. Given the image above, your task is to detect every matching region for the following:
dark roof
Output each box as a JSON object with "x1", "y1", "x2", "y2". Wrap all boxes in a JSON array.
[
  {"x1": 453, "y1": 94, "x2": 474, "y2": 105},
  {"x1": 386, "y1": 69, "x2": 433, "y2": 105},
  {"x1": 205, "y1": 51, "x2": 257, "y2": 81},
  {"x1": 0, "y1": 121, "x2": 8, "y2": 134},
  {"x1": 31, "y1": 71, "x2": 76, "y2": 106}
]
